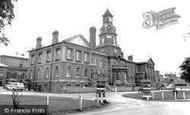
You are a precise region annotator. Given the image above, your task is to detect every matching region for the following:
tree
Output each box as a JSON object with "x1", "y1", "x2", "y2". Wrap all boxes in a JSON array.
[
  {"x1": 0, "y1": 0, "x2": 17, "y2": 46},
  {"x1": 179, "y1": 58, "x2": 190, "y2": 82}
]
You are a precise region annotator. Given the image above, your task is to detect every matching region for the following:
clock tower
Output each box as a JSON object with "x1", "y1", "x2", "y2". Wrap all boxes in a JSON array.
[{"x1": 96, "y1": 9, "x2": 123, "y2": 57}]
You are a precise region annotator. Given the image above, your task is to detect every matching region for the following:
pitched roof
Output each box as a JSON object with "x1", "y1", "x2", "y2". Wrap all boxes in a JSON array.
[
  {"x1": 0, "y1": 63, "x2": 8, "y2": 68},
  {"x1": 103, "y1": 9, "x2": 113, "y2": 17},
  {"x1": 148, "y1": 58, "x2": 155, "y2": 65},
  {"x1": 64, "y1": 35, "x2": 90, "y2": 48}
]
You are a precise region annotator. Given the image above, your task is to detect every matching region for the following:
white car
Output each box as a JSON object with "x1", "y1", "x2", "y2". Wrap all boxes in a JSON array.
[
  {"x1": 5, "y1": 82, "x2": 25, "y2": 91},
  {"x1": 165, "y1": 84, "x2": 174, "y2": 89}
]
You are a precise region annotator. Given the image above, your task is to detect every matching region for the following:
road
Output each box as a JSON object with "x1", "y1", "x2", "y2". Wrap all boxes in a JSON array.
[{"x1": 0, "y1": 87, "x2": 189, "y2": 115}]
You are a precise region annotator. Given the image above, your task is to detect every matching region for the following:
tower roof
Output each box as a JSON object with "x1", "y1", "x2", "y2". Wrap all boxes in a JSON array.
[{"x1": 103, "y1": 9, "x2": 113, "y2": 17}]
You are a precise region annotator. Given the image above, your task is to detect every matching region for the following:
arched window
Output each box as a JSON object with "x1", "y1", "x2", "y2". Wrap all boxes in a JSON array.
[
  {"x1": 45, "y1": 67, "x2": 49, "y2": 78},
  {"x1": 55, "y1": 66, "x2": 59, "y2": 77},
  {"x1": 37, "y1": 68, "x2": 41, "y2": 78}
]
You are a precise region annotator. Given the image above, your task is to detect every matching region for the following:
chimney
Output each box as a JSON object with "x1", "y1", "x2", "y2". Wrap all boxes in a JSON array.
[
  {"x1": 89, "y1": 27, "x2": 96, "y2": 49},
  {"x1": 128, "y1": 55, "x2": 133, "y2": 61},
  {"x1": 36, "y1": 37, "x2": 42, "y2": 49},
  {"x1": 52, "y1": 30, "x2": 59, "y2": 44}
]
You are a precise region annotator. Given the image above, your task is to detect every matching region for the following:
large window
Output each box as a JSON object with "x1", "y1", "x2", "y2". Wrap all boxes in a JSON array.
[
  {"x1": 29, "y1": 70, "x2": 33, "y2": 79},
  {"x1": 66, "y1": 65, "x2": 71, "y2": 77},
  {"x1": 46, "y1": 50, "x2": 51, "y2": 62},
  {"x1": 37, "y1": 68, "x2": 41, "y2": 78},
  {"x1": 84, "y1": 52, "x2": 89, "y2": 62},
  {"x1": 84, "y1": 68, "x2": 88, "y2": 78},
  {"x1": 55, "y1": 66, "x2": 59, "y2": 77},
  {"x1": 91, "y1": 57, "x2": 95, "y2": 65},
  {"x1": 55, "y1": 48, "x2": 61, "y2": 61},
  {"x1": 38, "y1": 53, "x2": 42, "y2": 64},
  {"x1": 31, "y1": 54, "x2": 35, "y2": 65},
  {"x1": 95, "y1": 58, "x2": 99, "y2": 67},
  {"x1": 67, "y1": 48, "x2": 72, "y2": 60},
  {"x1": 99, "y1": 59, "x2": 103, "y2": 67},
  {"x1": 45, "y1": 67, "x2": 49, "y2": 78},
  {"x1": 76, "y1": 50, "x2": 82, "y2": 61}
]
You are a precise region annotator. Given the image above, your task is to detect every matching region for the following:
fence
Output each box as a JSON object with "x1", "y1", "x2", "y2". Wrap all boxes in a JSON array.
[{"x1": 143, "y1": 88, "x2": 190, "y2": 101}]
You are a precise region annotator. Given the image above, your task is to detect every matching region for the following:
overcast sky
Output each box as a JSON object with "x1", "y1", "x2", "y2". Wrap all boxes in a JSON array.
[{"x1": 1, "y1": 0, "x2": 190, "y2": 75}]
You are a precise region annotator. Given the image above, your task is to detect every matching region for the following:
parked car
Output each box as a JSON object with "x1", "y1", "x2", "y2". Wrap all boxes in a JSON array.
[
  {"x1": 4, "y1": 82, "x2": 25, "y2": 91},
  {"x1": 138, "y1": 80, "x2": 151, "y2": 92}
]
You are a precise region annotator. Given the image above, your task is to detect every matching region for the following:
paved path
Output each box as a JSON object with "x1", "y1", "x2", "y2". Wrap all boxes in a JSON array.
[
  {"x1": 1, "y1": 87, "x2": 190, "y2": 115},
  {"x1": 72, "y1": 92, "x2": 190, "y2": 115}
]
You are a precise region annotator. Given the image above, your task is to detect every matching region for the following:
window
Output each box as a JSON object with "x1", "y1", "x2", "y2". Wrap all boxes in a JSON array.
[
  {"x1": 67, "y1": 48, "x2": 72, "y2": 59},
  {"x1": 76, "y1": 67, "x2": 80, "y2": 77},
  {"x1": 84, "y1": 68, "x2": 88, "y2": 78},
  {"x1": 45, "y1": 67, "x2": 49, "y2": 78},
  {"x1": 99, "y1": 60, "x2": 103, "y2": 67},
  {"x1": 37, "y1": 68, "x2": 41, "y2": 78},
  {"x1": 66, "y1": 66, "x2": 71, "y2": 77},
  {"x1": 76, "y1": 50, "x2": 82, "y2": 61},
  {"x1": 46, "y1": 50, "x2": 51, "y2": 62},
  {"x1": 38, "y1": 53, "x2": 42, "y2": 64},
  {"x1": 84, "y1": 52, "x2": 89, "y2": 62},
  {"x1": 55, "y1": 66, "x2": 59, "y2": 77},
  {"x1": 106, "y1": 35, "x2": 112, "y2": 39},
  {"x1": 19, "y1": 63, "x2": 23, "y2": 68},
  {"x1": 31, "y1": 54, "x2": 35, "y2": 65},
  {"x1": 91, "y1": 57, "x2": 95, "y2": 65},
  {"x1": 55, "y1": 48, "x2": 60, "y2": 61},
  {"x1": 95, "y1": 58, "x2": 99, "y2": 67},
  {"x1": 29, "y1": 70, "x2": 33, "y2": 79}
]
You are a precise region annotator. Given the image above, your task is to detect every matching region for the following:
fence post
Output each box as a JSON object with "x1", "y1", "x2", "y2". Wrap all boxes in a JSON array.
[
  {"x1": 174, "y1": 91, "x2": 177, "y2": 100},
  {"x1": 115, "y1": 86, "x2": 117, "y2": 92},
  {"x1": 100, "y1": 93, "x2": 103, "y2": 104},
  {"x1": 161, "y1": 91, "x2": 164, "y2": 100},
  {"x1": 183, "y1": 91, "x2": 186, "y2": 99},
  {"x1": 152, "y1": 92, "x2": 154, "y2": 100},
  {"x1": 96, "y1": 94, "x2": 99, "y2": 106},
  {"x1": 79, "y1": 94, "x2": 82, "y2": 111},
  {"x1": 47, "y1": 96, "x2": 49, "y2": 106}
]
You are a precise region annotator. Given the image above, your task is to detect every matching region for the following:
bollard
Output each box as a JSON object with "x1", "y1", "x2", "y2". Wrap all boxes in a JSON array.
[
  {"x1": 183, "y1": 91, "x2": 186, "y2": 99},
  {"x1": 100, "y1": 93, "x2": 103, "y2": 104},
  {"x1": 161, "y1": 92, "x2": 164, "y2": 100},
  {"x1": 152, "y1": 92, "x2": 154, "y2": 100},
  {"x1": 96, "y1": 94, "x2": 99, "y2": 106},
  {"x1": 174, "y1": 92, "x2": 177, "y2": 100},
  {"x1": 79, "y1": 94, "x2": 82, "y2": 111},
  {"x1": 115, "y1": 86, "x2": 117, "y2": 92},
  {"x1": 47, "y1": 96, "x2": 49, "y2": 106}
]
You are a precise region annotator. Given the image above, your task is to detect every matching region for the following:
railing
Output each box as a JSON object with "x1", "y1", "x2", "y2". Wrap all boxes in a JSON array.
[{"x1": 142, "y1": 88, "x2": 190, "y2": 101}]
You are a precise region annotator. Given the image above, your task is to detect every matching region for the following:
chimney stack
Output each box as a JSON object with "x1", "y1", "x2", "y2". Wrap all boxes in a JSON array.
[
  {"x1": 128, "y1": 55, "x2": 133, "y2": 61},
  {"x1": 89, "y1": 27, "x2": 96, "y2": 49},
  {"x1": 52, "y1": 30, "x2": 59, "y2": 44},
  {"x1": 36, "y1": 37, "x2": 42, "y2": 49}
]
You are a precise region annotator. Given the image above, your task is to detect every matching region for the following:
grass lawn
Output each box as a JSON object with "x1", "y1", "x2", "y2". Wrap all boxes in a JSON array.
[
  {"x1": 0, "y1": 94, "x2": 100, "y2": 115},
  {"x1": 123, "y1": 90, "x2": 190, "y2": 101}
]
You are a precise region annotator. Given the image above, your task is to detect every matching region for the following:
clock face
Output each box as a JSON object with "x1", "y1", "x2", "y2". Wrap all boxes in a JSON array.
[{"x1": 107, "y1": 25, "x2": 111, "y2": 29}]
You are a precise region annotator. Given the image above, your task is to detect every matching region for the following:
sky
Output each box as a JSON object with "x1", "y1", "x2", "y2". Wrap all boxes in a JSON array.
[{"x1": 1, "y1": 0, "x2": 190, "y2": 76}]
